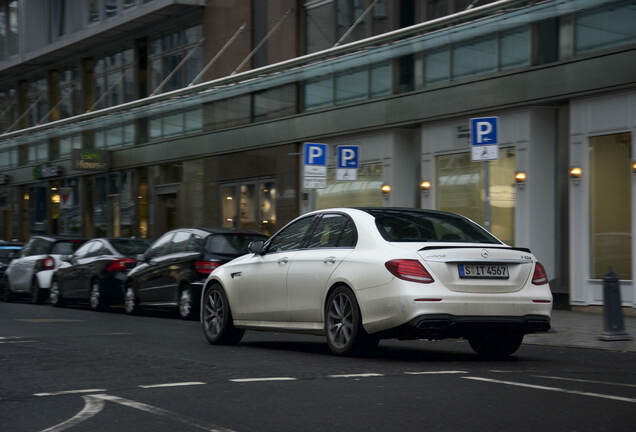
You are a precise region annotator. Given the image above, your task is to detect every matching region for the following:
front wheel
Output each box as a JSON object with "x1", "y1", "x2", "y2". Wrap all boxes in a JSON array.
[
  {"x1": 468, "y1": 332, "x2": 524, "y2": 359},
  {"x1": 178, "y1": 285, "x2": 197, "y2": 320},
  {"x1": 1, "y1": 276, "x2": 13, "y2": 302},
  {"x1": 202, "y1": 284, "x2": 244, "y2": 345},
  {"x1": 31, "y1": 278, "x2": 44, "y2": 304},
  {"x1": 89, "y1": 280, "x2": 107, "y2": 311},
  {"x1": 325, "y1": 285, "x2": 378, "y2": 356},
  {"x1": 49, "y1": 279, "x2": 64, "y2": 307},
  {"x1": 124, "y1": 285, "x2": 139, "y2": 315}
]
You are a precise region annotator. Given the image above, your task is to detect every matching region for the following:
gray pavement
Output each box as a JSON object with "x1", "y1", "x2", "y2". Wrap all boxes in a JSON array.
[{"x1": 525, "y1": 308, "x2": 636, "y2": 352}]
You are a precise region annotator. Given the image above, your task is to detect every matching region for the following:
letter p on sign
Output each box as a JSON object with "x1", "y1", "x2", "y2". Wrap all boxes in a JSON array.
[{"x1": 470, "y1": 117, "x2": 498, "y2": 146}]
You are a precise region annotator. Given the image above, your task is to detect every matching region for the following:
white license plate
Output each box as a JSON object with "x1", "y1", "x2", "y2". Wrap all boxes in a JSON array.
[{"x1": 459, "y1": 263, "x2": 509, "y2": 279}]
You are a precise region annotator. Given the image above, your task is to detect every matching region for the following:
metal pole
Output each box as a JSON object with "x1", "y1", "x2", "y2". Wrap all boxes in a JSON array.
[
  {"x1": 334, "y1": 0, "x2": 379, "y2": 47},
  {"x1": 5, "y1": 94, "x2": 43, "y2": 133},
  {"x1": 189, "y1": 23, "x2": 246, "y2": 86},
  {"x1": 232, "y1": 9, "x2": 292, "y2": 75},
  {"x1": 151, "y1": 39, "x2": 204, "y2": 96},
  {"x1": 484, "y1": 161, "x2": 491, "y2": 230}
]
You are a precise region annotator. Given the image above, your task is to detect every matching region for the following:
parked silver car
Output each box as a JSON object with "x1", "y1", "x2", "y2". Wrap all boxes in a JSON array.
[{"x1": 1, "y1": 236, "x2": 85, "y2": 303}]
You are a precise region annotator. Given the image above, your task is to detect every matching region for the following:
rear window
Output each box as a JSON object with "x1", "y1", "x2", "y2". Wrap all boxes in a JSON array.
[
  {"x1": 110, "y1": 239, "x2": 151, "y2": 256},
  {"x1": 367, "y1": 210, "x2": 501, "y2": 244},
  {"x1": 206, "y1": 234, "x2": 267, "y2": 256},
  {"x1": 52, "y1": 240, "x2": 85, "y2": 255}
]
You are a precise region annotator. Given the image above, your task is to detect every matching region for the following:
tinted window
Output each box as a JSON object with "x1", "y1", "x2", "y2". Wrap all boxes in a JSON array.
[
  {"x1": 206, "y1": 234, "x2": 267, "y2": 256},
  {"x1": 146, "y1": 233, "x2": 174, "y2": 259},
  {"x1": 32, "y1": 239, "x2": 52, "y2": 255},
  {"x1": 306, "y1": 214, "x2": 357, "y2": 249},
  {"x1": 52, "y1": 240, "x2": 85, "y2": 255},
  {"x1": 368, "y1": 210, "x2": 501, "y2": 244},
  {"x1": 0, "y1": 246, "x2": 21, "y2": 263},
  {"x1": 170, "y1": 231, "x2": 193, "y2": 253},
  {"x1": 110, "y1": 239, "x2": 151, "y2": 256},
  {"x1": 268, "y1": 216, "x2": 316, "y2": 253}
]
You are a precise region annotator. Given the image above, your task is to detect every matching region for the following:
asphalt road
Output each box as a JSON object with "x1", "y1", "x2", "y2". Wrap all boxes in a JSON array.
[{"x1": 1, "y1": 300, "x2": 636, "y2": 432}]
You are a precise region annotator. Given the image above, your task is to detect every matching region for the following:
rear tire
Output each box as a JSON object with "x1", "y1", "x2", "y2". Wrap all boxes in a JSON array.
[
  {"x1": 202, "y1": 283, "x2": 244, "y2": 345},
  {"x1": 468, "y1": 332, "x2": 524, "y2": 359},
  {"x1": 89, "y1": 279, "x2": 107, "y2": 311},
  {"x1": 1, "y1": 276, "x2": 13, "y2": 302},
  {"x1": 325, "y1": 285, "x2": 378, "y2": 356}
]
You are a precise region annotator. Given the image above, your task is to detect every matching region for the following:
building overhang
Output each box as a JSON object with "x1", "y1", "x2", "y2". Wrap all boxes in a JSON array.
[{"x1": 0, "y1": 0, "x2": 205, "y2": 77}]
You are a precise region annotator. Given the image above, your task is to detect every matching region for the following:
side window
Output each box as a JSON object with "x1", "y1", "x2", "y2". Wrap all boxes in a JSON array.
[
  {"x1": 170, "y1": 231, "x2": 192, "y2": 253},
  {"x1": 305, "y1": 214, "x2": 357, "y2": 249},
  {"x1": 73, "y1": 241, "x2": 95, "y2": 259},
  {"x1": 20, "y1": 239, "x2": 34, "y2": 257},
  {"x1": 31, "y1": 239, "x2": 51, "y2": 255},
  {"x1": 267, "y1": 216, "x2": 316, "y2": 253},
  {"x1": 146, "y1": 233, "x2": 174, "y2": 259}
]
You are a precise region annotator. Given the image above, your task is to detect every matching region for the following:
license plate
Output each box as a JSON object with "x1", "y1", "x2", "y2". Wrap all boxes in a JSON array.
[{"x1": 459, "y1": 263, "x2": 509, "y2": 279}]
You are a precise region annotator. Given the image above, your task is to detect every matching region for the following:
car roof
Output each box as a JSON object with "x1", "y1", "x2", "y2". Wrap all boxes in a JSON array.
[
  {"x1": 167, "y1": 227, "x2": 267, "y2": 237},
  {"x1": 355, "y1": 207, "x2": 465, "y2": 218},
  {"x1": 29, "y1": 235, "x2": 86, "y2": 242}
]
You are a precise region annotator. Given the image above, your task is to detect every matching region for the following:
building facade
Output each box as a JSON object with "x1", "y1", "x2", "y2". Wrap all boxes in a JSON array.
[{"x1": 0, "y1": 0, "x2": 635, "y2": 308}]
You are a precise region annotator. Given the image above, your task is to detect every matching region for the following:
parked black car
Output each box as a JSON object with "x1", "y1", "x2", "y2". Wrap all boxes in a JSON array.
[
  {"x1": 124, "y1": 228, "x2": 267, "y2": 319},
  {"x1": 51, "y1": 238, "x2": 151, "y2": 310},
  {"x1": 0, "y1": 241, "x2": 22, "y2": 283}
]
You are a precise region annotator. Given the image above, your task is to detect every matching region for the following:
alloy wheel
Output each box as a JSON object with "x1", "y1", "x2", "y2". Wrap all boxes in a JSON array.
[
  {"x1": 179, "y1": 288, "x2": 193, "y2": 319},
  {"x1": 203, "y1": 289, "x2": 224, "y2": 337},
  {"x1": 50, "y1": 281, "x2": 61, "y2": 306},
  {"x1": 90, "y1": 282, "x2": 101, "y2": 310},
  {"x1": 124, "y1": 287, "x2": 136, "y2": 314},
  {"x1": 327, "y1": 293, "x2": 354, "y2": 349}
]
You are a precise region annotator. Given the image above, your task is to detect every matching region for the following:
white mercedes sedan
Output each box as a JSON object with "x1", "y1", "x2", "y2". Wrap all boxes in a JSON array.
[{"x1": 200, "y1": 208, "x2": 552, "y2": 358}]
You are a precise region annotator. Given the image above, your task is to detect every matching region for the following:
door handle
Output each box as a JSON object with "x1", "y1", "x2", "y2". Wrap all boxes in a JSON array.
[
  {"x1": 277, "y1": 257, "x2": 288, "y2": 264},
  {"x1": 323, "y1": 256, "x2": 336, "y2": 264}
]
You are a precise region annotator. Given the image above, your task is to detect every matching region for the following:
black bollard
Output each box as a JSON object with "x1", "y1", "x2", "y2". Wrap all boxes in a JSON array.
[{"x1": 599, "y1": 271, "x2": 632, "y2": 341}]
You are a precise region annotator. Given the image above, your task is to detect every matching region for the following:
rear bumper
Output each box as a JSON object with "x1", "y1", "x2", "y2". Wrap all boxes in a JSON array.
[{"x1": 376, "y1": 314, "x2": 550, "y2": 340}]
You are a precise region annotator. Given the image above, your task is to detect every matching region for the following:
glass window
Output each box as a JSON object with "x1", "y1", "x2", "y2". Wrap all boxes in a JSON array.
[
  {"x1": 335, "y1": 67, "x2": 368, "y2": 104},
  {"x1": 268, "y1": 216, "x2": 317, "y2": 253},
  {"x1": 370, "y1": 62, "x2": 391, "y2": 97},
  {"x1": 163, "y1": 112, "x2": 183, "y2": 136},
  {"x1": 452, "y1": 36, "x2": 497, "y2": 79},
  {"x1": 7, "y1": 0, "x2": 18, "y2": 56},
  {"x1": 316, "y1": 162, "x2": 384, "y2": 209},
  {"x1": 107, "y1": 126, "x2": 123, "y2": 148},
  {"x1": 589, "y1": 132, "x2": 631, "y2": 279},
  {"x1": 52, "y1": 240, "x2": 85, "y2": 255},
  {"x1": 123, "y1": 0, "x2": 137, "y2": 9},
  {"x1": 425, "y1": 48, "x2": 450, "y2": 85},
  {"x1": 205, "y1": 95, "x2": 251, "y2": 130},
  {"x1": 367, "y1": 209, "x2": 500, "y2": 243},
  {"x1": 306, "y1": 214, "x2": 356, "y2": 249},
  {"x1": 304, "y1": 76, "x2": 334, "y2": 111},
  {"x1": 436, "y1": 149, "x2": 516, "y2": 245},
  {"x1": 170, "y1": 231, "x2": 192, "y2": 253},
  {"x1": 149, "y1": 117, "x2": 162, "y2": 139},
  {"x1": 89, "y1": 0, "x2": 100, "y2": 22},
  {"x1": 105, "y1": 0, "x2": 118, "y2": 18},
  {"x1": 336, "y1": 0, "x2": 367, "y2": 43},
  {"x1": 253, "y1": 85, "x2": 296, "y2": 122},
  {"x1": 575, "y1": 2, "x2": 636, "y2": 54},
  {"x1": 500, "y1": 27, "x2": 530, "y2": 70},
  {"x1": 185, "y1": 109, "x2": 202, "y2": 131},
  {"x1": 146, "y1": 232, "x2": 174, "y2": 259},
  {"x1": 206, "y1": 234, "x2": 268, "y2": 257},
  {"x1": 259, "y1": 181, "x2": 276, "y2": 235},
  {"x1": 110, "y1": 239, "x2": 151, "y2": 256},
  {"x1": 221, "y1": 185, "x2": 237, "y2": 228},
  {"x1": 306, "y1": 1, "x2": 334, "y2": 53},
  {"x1": 239, "y1": 184, "x2": 256, "y2": 230}
]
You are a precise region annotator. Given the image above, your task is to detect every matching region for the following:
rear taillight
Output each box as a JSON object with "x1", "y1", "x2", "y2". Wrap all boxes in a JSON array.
[
  {"x1": 385, "y1": 259, "x2": 434, "y2": 283},
  {"x1": 195, "y1": 261, "x2": 221, "y2": 274},
  {"x1": 532, "y1": 262, "x2": 548, "y2": 285},
  {"x1": 39, "y1": 256, "x2": 55, "y2": 270},
  {"x1": 106, "y1": 258, "x2": 136, "y2": 272}
]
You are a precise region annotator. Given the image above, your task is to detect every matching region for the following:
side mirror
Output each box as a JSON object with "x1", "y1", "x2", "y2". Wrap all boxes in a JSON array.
[{"x1": 248, "y1": 240, "x2": 265, "y2": 255}]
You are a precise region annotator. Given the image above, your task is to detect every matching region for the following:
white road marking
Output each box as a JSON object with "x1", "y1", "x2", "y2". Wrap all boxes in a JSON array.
[
  {"x1": 91, "y1": 394, "x2": 237, "y2": 432},
  {"x1": 534, "y1": 375, "x2": 636, "y2": 388},
  {"x1": 463, "y1": 377, "x2": 636, "y2": 404},
  {"x1": 0, "y1": 340, "x2": 37, "y2": 344},
  {"x1": 404, "y1": 370, "x2": 468, "y2": 375},
  {"x1": 39, "y1": 395, "x2": 104, "y2": 432},
  {"x1": 140, "y1": 381, "x2": 206, "y2": 389},
  {"x1": 34, "y1": 389, "x2": 107, "y2": 397},
  {"x1": 328, "y1": 373, "x2": 384, "y2": 378},
  {"x1": 0, "y1": 336, "x2": 22, "y2": 339},
  {"x1": 16, "y1": 319, "x2": 82, "y2": 323},
  {"x1": 230, "y1": 377, "x2": 297, "y2": 383},
  {"x1": 100, "y1": 332, "x2": 132, "y2": 336}
]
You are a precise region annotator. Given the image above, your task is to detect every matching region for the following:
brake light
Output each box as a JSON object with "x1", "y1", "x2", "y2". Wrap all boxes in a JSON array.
[
  {"x1": 106, "y1": 258, "x2": 136, "y2": 272},
  {"x1": 532, "y1": 262, "x2": 548, "y2": 285},
  {"x1": 195, "y1": 261, "x2": 221, "y2": 274},
  {"x1": 385, "y1": 259, "x2": 434, "y2": 283},
  {"x1": 39, "y1": 256, "x2": 55, "y2": 270}
]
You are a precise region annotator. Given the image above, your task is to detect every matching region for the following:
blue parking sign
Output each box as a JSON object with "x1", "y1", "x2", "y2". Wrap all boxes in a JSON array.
[
  {"x1": 470, "y1": 117, "x2": 498, "y2": 146},
  {"x1": 304, "y1": 142, "x2": 327, "y2": 166},
  {"x1": 337, "y1": 145, "x2": 359, "y2": 169}
]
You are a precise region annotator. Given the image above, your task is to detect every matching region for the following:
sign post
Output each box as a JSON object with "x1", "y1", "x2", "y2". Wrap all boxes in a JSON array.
[
  {"x1": 303, "y1": 142, "x2": 328, "y2": 212},
  {"x1": 336, "y1": 145, "x2": 359, "y2": 181},
  {"x1": 470, "y1": 117, "x2": 499, "y2": 231}
]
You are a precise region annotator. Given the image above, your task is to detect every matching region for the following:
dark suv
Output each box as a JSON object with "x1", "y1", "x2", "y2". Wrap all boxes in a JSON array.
[{"x1": 124, "y1": 228, "x2": 267, "y2": 319}]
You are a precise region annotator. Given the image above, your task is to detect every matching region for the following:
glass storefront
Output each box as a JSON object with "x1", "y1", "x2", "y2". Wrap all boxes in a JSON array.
[
  {"x1": 589, "y1": 132, "x2": 632, "y2": 280},
  {"x1": 221, "y1": 180, "x2": 277, "y2": 235},
  {"x1": 316, "y1": 162, "x2": 384, "y2": 209},
  {"x1": 436, "y1": 149, "x2": 516, "y2": 245}
]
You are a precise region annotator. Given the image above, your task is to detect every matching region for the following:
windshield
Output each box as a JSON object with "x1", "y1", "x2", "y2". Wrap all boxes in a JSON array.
[
  {"x1": 206, "y1": 234, "x2": 267, "y2": 256},
  {"x1": 110, "y1": 239, "x2": 151, "y2": 256},
  {"x1": 366, "y1": 209, "x2": 501, "y2": 244}
]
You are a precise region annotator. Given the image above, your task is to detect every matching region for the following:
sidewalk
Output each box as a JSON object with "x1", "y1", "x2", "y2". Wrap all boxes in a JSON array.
[{"x1": 524, "y1": 309, "x2": 636, "y2": 352}]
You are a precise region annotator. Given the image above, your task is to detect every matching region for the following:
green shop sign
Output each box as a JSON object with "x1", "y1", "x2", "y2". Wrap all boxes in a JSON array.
[
  {"x1": 72, "y1": 149, "x2": 110, "y2": 171},
  {"x1": 33, "y1": 164, "x2": 63, "y2": 180}
]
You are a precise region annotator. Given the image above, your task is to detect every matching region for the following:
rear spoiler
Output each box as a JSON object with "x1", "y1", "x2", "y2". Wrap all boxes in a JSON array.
[{"x1": 418, "y1": 245, "x2": 532, "y2": 253}]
